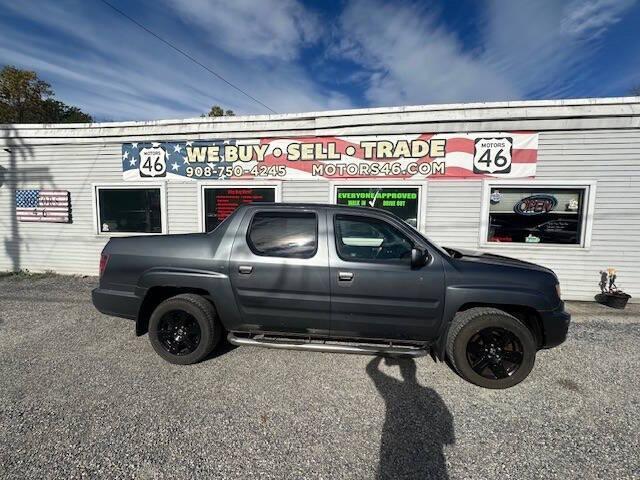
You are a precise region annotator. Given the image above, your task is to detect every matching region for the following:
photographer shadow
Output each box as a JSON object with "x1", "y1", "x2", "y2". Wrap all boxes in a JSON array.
[{"x1": 367, "y1": 356, "x2": 454, "y2": 480}]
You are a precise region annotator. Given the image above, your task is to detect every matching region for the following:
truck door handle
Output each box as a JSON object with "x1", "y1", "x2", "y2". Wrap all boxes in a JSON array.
[
  {"x1": 338, "y1": 271, "x2": 354, "y2": 281},
  {"x1": 238, "y1": 265, "x2": 253, "y2": 274}
]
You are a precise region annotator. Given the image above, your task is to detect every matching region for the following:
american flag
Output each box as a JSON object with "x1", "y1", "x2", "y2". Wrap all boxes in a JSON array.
[{"x1": 16, "y1": 189, "x2": 70, "y2": 223}]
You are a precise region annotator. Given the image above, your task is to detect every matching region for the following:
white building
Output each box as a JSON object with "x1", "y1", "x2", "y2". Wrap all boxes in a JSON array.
[{"x1": 1, "y1": 97, "x2": 639, "y2": 301}]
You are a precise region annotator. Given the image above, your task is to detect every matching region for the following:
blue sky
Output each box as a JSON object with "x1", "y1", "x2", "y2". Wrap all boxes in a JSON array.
[{"x1": 1, "y1": 0, "x2": 639, "y2": 121}]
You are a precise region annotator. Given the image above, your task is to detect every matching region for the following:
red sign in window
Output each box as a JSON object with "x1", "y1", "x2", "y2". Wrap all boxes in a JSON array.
[{"x1": 204, "y1": 187, "x2": 276, "y2": 231}]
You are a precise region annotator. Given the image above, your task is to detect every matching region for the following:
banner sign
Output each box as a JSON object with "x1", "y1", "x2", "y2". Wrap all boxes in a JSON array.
[
  {"x1": 16, "y1": 189, "x2": 70, "y2": 223},
  {"x1": 122, "y1": 132, "x2": 537, "y2": 182}
]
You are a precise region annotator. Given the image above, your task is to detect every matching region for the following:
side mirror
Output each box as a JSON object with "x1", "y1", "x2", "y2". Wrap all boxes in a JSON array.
[{"x1": 410, "y1": 248, "x2": 428, "y2": 269}]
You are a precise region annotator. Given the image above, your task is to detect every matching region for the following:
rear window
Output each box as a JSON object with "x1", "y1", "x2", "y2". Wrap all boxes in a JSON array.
[{"x1": 247, "y1": 212, "x2": 317, "y2": 258}]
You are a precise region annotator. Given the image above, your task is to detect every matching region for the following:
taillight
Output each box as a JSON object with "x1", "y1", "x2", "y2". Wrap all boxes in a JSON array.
[{"x1": 99, "y1": 254, "x2": 109, "y2": 277}]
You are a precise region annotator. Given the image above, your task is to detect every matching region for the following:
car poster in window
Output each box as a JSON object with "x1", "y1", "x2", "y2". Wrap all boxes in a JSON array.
[
  {"x1": 488, "y1": 188, "x2": 583, "y2": 245},
  {"x1": 121, "y1": 132, "x2": 538, "y2": 182}
]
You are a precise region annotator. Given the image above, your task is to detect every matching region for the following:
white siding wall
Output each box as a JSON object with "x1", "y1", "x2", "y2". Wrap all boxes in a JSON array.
[
  {"x1": 282, "y1": 181, "x2": 330, "y2": 204},
  {"x1": 1, "y1": 98, "x2": 639, "y2": 300},
  {"x1": 167, "y1": 182, "x2": 199, "y2": 234},
  {"x1": 475, "y1": 130, "x2": 640, "y2": 300},
  {"x1": 0, "y1": 143, "x2": 121, "y2": 274},
  {"x1": 424, "y1": 181, "x2": 482, "y2": 249},
  {"x1": 421, "y1": 130, "x2": 640, "y2": 300}
]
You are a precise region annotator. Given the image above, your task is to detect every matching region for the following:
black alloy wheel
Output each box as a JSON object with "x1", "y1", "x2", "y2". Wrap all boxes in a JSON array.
[
  {"x1": 148, "y1": 294, "x2": 221, "y2": 365},
  {"x1": 446, "y1": 307, "x2": 537, "y2": 389},
  {"x1": 465, "y1": 327, "x2": 524, "y2": 379},
  {"x1": 157, "y1": 310, "x2": 201, "y2": 356}
]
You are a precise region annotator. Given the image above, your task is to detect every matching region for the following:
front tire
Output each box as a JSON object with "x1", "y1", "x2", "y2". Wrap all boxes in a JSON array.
[
  {"x1": 446, "y1": 307, "x2": 536, "y2": 389},
  {"x1": 148, "y1": 294, "x2": 221, "y2": 365}
]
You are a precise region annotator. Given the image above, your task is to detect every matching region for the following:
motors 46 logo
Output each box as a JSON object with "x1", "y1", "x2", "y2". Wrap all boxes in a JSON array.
[
  {"x1": 139, "y1": 146, "x2": 167, "y2": 177},
  {"x1": 473, "y1": 137, "x2": 512, "y2": 174}
]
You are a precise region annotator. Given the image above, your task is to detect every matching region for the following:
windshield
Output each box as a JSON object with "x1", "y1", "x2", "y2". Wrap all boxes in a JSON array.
[
  {"x1": 376, "y1": 206, "x2": 451, "y2": 258},
  {"x1": 403, "y1": 222, "x2": 452, "y2": 258}
]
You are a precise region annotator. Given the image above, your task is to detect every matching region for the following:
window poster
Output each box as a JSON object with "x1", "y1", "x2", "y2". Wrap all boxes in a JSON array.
[
  {"x1": 336, "y1": 186, "x2": 420, "y2": 228},
  {"x1": 203, "y1": 187, "x2": 275, "y2": 231}
]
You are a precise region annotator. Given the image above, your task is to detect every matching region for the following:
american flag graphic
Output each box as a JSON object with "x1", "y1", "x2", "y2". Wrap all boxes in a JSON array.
[
  {"x1": 122, "y1": 132, "x2": 538, "y2": 182},
  {"x1": 122, "y1": 140, "x2": 237, "y2": 181},
  {"x1": 16, "y1": 189, "x2": 70, "y2": 223}
]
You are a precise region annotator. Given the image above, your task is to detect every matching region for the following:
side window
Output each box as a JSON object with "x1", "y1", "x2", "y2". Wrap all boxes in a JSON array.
[
  {"x1": 248, "y1": 212, "x2": 317, "y2": 258},
  {"x1": 96, "y1": 187, "x2": 163, "y2": 234},
  {"x1": 334, "y1": 214, "x2": 413, "y2": 263}
]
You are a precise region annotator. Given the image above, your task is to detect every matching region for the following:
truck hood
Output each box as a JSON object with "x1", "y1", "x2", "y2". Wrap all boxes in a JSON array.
[{"x1": 444, "y1": 247, "x2": 555, "y2": 275}]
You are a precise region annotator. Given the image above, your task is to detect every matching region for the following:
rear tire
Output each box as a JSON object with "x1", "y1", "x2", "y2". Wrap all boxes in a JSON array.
[
  {"x1": 148, "y1": 294, "x2": 220, "y2": 365},
  {"x1": 446, "y1": 307, "x2": 536, "y2": 389}
]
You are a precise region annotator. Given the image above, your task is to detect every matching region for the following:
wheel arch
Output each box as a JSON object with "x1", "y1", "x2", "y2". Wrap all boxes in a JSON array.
[
  {"x1": 134, "y1": 267, "x2": 240, "y2": 336},
  {"x1": 136, "y1": 286, "x2": 213, "y2": 336},
  {"x1": 454, "y1": 303, "x2": 543, "y2": 347},
  {"x1": 434, "y1": 286, "x2": 550, "y2": 360}
]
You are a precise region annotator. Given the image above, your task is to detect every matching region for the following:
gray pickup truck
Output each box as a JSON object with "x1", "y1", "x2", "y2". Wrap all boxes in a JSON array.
[{"x1": 92, "y1": 203, "x2": 570, "y2": 389}]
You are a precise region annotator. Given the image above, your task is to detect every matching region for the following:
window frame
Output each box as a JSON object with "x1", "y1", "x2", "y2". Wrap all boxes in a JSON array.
[
  {"x1": 333, "y1": 213, "x2": 415, "y2": 264},
  {"x1": 329, "y1": 181, "x2": 427, "y2": 232},
  {"x1": 479, "y1": 179, "x2": 597, "y2": 250},
  {"x1": 246, "y1": 209, "x2": 319, "y2": 259},
  {"x1": 198, "y1": 181, "x2": 282, "y2": 233},
  {"x1": 92, "y1": 183, "x2": 167, "y2": 236}
]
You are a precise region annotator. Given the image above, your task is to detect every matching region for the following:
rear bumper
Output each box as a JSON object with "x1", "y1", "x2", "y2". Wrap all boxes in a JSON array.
[
  {"x1": 92, "y1": 288, "x2": 141, "y2": 320},
  {"x1": 540, "y1": 301, "x2": 571, "y2": 348}
]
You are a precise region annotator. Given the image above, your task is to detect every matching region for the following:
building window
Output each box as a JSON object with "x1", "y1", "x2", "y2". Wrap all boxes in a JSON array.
[
  {"x1": 202, "y1": 186, "x2": 277, "y2": 232},
  {"x1": 247, "y1": 211, "x2": 317, "y2": 258},
  {"x1": 334, "y1": 186, "x2": 421, "y2": 228},
  {"x1": 486, "y1": 187, "x2": 588, "y2": 245},
  {"x1": 96, "y1": 186, "x2": 163, "y2": 234},
  {"x1": 334, "y1": 214, "x2": 413, "y2": 263}
]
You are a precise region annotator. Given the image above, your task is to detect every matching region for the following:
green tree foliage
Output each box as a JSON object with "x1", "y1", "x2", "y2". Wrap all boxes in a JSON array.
[
  {"x1": 205, "y1": 105, "x2": 235, "y2": 117},
  {"x1": 0, "y1": 65, "x2": 93, "y2": 123}
]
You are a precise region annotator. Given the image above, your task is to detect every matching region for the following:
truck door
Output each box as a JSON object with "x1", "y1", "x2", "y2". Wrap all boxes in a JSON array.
[
  {"x1": 328, "y1": 212, "x2": 445, "y2": 342},
  {"x1": 229, "y1": 207, "x2": 331, "y2": 336}
]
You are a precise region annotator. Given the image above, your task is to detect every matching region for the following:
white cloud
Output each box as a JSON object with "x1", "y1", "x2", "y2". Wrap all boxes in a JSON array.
[
  {"x1": 480, "y1": 0, "x2": 637, "y2": 98},
  {"x1": 561, "y1": 0, "x2": 636, "y2": 37},
  {"x1": 0, "y1": 0, "x2": 351, "y2": 120},
  {"x1": 334, "y1": 0, "x2": 521, "y2": 106},
  {"x1": 332, "y1": 0, "x2": 637, "y2": 105},
  {"x1": 164, "y1": 0, "x2": 321, "y2": 61},
  {"x1": 1, "y1": 0, "x2": 635, "y2": 121}
]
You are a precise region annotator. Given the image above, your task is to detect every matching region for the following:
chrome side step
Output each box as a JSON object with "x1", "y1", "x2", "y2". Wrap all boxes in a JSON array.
[{"x1": 227, "y1": 333, "x2": 429, "y2": 358}]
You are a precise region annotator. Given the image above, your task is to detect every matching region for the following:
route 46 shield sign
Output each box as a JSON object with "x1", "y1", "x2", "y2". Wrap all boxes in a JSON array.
[
  {"x1": 139, "y1": 146, "x2": 167, "y2": 177},
  {"x1": 473, "y1": 137, "x2": 513, "y2": 174}
]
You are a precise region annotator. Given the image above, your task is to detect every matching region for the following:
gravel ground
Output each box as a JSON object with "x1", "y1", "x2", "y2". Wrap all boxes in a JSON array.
[{"x1": 0, "y1": 274, "x2": 639, "y2": 479}]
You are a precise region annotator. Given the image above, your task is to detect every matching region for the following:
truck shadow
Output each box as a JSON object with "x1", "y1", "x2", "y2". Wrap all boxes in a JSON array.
[
  {"x1": 204, "y1": 338, "x2": 237, "y2": 361},
  {"x1": 366, "y1": 356, "x2": 454, "y2": 480}
]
